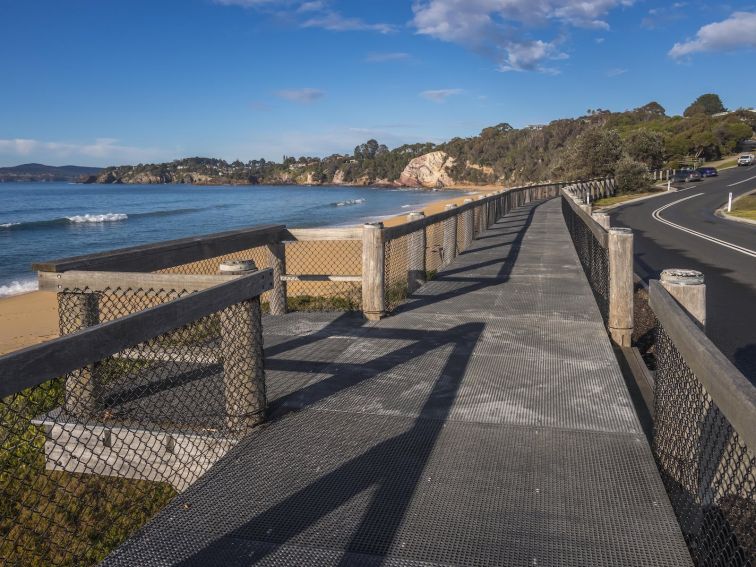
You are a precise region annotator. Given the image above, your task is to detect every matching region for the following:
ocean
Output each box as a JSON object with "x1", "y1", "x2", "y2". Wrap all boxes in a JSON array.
[{"x1": 0, "y1": 182, "x2": 469, "y2": 296}]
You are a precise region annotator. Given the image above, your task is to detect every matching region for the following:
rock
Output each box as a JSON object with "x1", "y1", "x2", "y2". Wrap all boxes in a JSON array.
[
  {"x1": 399, "y1": 151, "x2": 456, "y2": 188},
  {"x1": 332, "y1": 169, "x2": 346, "y2": 185}
]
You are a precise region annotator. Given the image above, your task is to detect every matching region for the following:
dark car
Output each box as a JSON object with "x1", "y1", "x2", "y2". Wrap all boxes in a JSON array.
[
  {"x1": 672, "y1": 170, "x2": 702, "y2": 183},
  {"x1": 696, "y1": 167, "x2": 718, "y2": 177}
]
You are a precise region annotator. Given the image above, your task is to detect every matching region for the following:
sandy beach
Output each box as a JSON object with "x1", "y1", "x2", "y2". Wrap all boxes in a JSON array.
[{"x1": 0, "y1": 186, "x2": 498, "y2": 356}]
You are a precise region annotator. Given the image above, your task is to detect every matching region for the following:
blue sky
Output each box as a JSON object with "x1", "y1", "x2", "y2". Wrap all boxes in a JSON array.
[{"x1": 1, "y1": 0, "x2": 754, "y2": 166}]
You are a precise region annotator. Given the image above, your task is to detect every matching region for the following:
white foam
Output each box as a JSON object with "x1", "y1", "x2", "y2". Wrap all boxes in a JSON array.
[
  {"x1": 0, "y1": 222, "x2": 19, "y2": 228},
  {"x1": 0, "y1": 280, "x2": 38, "y2": 297},
  {"x1": 335, "y1": 199, "x2": 366, "y2": 207},
  {"x1": 67, "y1": 213, "x2": 128, "y2": 223},
  {"x1": 401, "y1": 204, "x2": 412, "y2": 208}
]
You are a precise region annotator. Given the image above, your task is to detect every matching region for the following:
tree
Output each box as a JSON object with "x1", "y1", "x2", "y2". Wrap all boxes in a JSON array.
[
  {"x1": 635, "y1": 101, "x2": 666, "y2": 117},
  {"x1": 570, "y1": 127, "x2": 623, "y2": 178},
  {"x1": 625, "y1": 130, "x2": 665, "y2": 169},
  {"x1": 615, "y1": 158, "x2": 651, "y2": 194},
  {"x1": 684, "y1": 94, "x2": 726, "y2": 117}
]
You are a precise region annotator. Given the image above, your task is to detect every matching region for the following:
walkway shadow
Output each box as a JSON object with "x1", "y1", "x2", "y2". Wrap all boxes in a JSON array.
[
  {"x1": 390, "y1": 200, "x2": 541, "y2": 316},
  {"x1": 175, "y1": 320, "x2": 485, "y2": 565},
  {"x1": 165, "y1": 202, "x2": 542, "y2": 564}
]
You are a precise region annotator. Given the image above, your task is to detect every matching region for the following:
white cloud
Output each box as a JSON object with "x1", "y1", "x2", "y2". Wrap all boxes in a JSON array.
[
  {"x1": 0, "y1": 138, "x2": 175, "y2": 166},
  {"x1": 606, "y1": 67, "x2": 627, "y2": 76},
  {"x1": 301, "y1": 12, "x2": 395, "y2": 33},
  {"x1": 669, "y1": 12, "x2": 756, "y2": 59},
  {"x1": 411, "y1": 0, "x2": 633, "y2": 71},
  {"x1": 275, "y1": 88, "x2": 326, "y2": 103},
  {"x1": 365, "y1": 51, "x2": 412, "y2": 63},
  {"x1": 500, "y1": 39, "x2": 567, "y2": 72},
  {"x1": 420, "y1": 89, "x2": 463, "y2": 102},
  {"x1": 216, "y1": 0, "x2": 395, "y2": 34}
]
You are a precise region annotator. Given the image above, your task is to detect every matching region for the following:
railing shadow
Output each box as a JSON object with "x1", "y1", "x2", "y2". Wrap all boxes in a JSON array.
[{"x1": 173, "y1": 319, "x2": 484, "y2": 564}]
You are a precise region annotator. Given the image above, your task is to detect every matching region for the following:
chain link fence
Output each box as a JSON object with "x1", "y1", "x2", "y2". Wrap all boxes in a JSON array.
[
  {"x1": 1, "y1": 274, "x2": 270, "y2": 566},
  {"x1": 154, "y1": 239, "x2": 362, "y2": 313},
  {"x1": 284, "y1": 239, "x2": 362, "y2": 312},
  {"x1": 561, "y1": 193, "x2": 610, "y2": 323},
  {"x1": 653, "y1": 322, "x2": 755, "y2": 566}
]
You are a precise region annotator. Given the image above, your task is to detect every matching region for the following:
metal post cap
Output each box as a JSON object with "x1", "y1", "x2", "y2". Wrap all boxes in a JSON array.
[
  {"x1": 407, "y1": 211, "x2": 425, "y2": 218},
  {"x1": 445, "y1": 203, "x2": 458, "y2": 209},
  {"x1": 219, "y1": 260, "x2": 258, "y2": 274},
  {"x1": 660, "y1": 269, "x2": 704, "y2": 285},
  {"x1": 463, "y1": 198, "x2": 473, "y2": 204},
  {"x1": 608, "y1": 227, "x2": 632, "y2": 234},
  {"x1": 363, "y1": 221, "x2": 384, "y2": 228}
]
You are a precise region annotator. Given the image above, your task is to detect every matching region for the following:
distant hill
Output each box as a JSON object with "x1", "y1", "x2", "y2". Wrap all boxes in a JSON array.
[
  {"x1": 91, "y1": 101, "x2": 755, "y2": 188},
  {"x1": 0, "y1": 163, "x2": 102, "y2": 182}
]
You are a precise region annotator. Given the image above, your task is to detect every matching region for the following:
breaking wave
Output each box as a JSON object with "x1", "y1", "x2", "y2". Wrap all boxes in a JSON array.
[
  {"x1": 67, "y1": 213, "x2": 128, "y2": 223},
  {"x1": 0, "y1": 208, "x2": 204, "y2": 232},
  {"x1": 0, "y1": 280, "x2": 38, "y2": 297},
  {"x1": 334, "y1": 198, "x2": 366, "y2": 207}
]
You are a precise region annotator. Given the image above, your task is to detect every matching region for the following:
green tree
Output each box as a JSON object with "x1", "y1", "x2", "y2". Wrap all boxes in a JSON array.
[
  {"x1": 684, "y1": 94, "x2": 726, "y2": 117},
  {"x1": 625, "y1": 130, "x2": 665, "y2": 169},
  {"x1": 570, "y1": 127, "x2": 623, "y2": 178}
]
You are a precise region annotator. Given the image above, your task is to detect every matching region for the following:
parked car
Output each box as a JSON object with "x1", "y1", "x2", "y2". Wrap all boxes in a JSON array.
[
  {"x1": 696, "y1": 167, "x2": 718, "y2": 177},
  {"x1": 686, "y1": 170, "x2": 703, "y2": 182},
  {"x1": 672, "y1": 170, "x2": 702, "y2": 183},
  {"x1": 738, "y1": 154, "x2": 754, "y2": 166}
]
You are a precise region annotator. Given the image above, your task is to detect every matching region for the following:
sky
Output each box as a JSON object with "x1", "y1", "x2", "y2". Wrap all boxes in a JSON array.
[{"x1": 1, "y1": 0, "x2": 755, "y2": 167}]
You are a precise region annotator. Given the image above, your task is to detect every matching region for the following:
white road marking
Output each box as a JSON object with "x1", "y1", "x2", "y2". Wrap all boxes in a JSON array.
[
  {"x1": 651, "y1": 194, "x2": 756, "y2": 259},
  {"x1": 727, "y1": 174, "x2": 756, "y2": 187}
]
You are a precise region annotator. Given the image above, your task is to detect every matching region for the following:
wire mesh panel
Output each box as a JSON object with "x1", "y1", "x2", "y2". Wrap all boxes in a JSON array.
[
  {"x1": 653, "y1": 322, "x2": 755, "y2": 566},
  {"x1": 283, "y1": 240, "x2": 362, "y2": 312},
  {"x1": 561, "y1": 196, "x2": 610, "y2": 323},
  {"x1": 1, "y1": 286, "x2": 267, "y2": 566},
  {"x1": 155, "y1": 245, "x2": 272, "y2": 306},
  {"x1": 384, "y1": 233, "x2": 411, "y2": 313}
]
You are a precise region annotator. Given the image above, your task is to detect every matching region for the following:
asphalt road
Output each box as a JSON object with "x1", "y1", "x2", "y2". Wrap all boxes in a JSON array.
[{"x1": 610, "y1": 166, "x2": 756, "y2": 382}]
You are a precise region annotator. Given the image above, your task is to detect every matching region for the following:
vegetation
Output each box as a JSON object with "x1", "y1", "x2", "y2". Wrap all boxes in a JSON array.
[
  {"x1": 1, "y1": 382, "x2": 176, "y2": 566},
  {"x1": 684, "y1": 93, "x2": 726, "y2": 117},
  {"x1": 91, "y1": 94, "x2": 754, "y2": 189}
]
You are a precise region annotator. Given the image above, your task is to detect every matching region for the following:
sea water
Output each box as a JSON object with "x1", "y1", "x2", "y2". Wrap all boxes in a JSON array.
[{"x1": 0, "y1": 182, "x2": 468, "y2": 296}]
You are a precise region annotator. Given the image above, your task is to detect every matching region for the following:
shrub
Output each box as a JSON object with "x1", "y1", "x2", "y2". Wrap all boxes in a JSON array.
[{"x1": 614, "y1": 159, "x2": 651, "y2": 194}]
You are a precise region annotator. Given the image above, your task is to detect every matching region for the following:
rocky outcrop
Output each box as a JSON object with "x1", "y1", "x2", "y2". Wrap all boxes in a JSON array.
[{"x1": 399, "y1": 151, "x2": 456, "y2": 188}]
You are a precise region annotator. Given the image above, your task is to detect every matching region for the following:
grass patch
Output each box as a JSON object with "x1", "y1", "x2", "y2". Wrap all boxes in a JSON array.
[
  {"x1": 593, "y1": 187, "x2": 664, "y2": 208},
  {"x1": 1, "y1": 382, "x2": 177, "y2": 566},
  {"x1": 286, "y1": 294, "x2": 360, "y2": 312},
  {"x1": 728, "y1": 193, "x2": 756, "y2": 221}
]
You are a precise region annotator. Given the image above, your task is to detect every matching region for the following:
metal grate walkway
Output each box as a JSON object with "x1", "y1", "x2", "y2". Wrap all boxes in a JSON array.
[{"x1": 103, "y1": 198, "x2": 692, "y2": 566}]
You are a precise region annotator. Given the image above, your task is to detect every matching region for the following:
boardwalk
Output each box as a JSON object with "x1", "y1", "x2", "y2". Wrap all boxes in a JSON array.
[{"x1": 104, "y1": 198, "x2": 692, "y2": 566}]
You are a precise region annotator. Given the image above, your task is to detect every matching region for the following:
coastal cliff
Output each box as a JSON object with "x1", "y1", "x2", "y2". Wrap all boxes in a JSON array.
[{"x1": 399, "y1": 151, "x2": 456, "y2": 188}]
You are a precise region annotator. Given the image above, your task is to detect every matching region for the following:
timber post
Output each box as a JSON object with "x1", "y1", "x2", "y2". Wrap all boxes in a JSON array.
[
  {"x1": 475, "y1": 195, "x2": 485, "y2": 236},
  {"x1": 266, "y1": 241, "x2": 287, "y2": 315},
  {"x1": 362, "y1": 222, "x2": 386, "y2": 321},
  {"x1": 63, "y1": 291, "x2": 101, "y2": 417},
  {"x1": 218, "y1": 260, "x2": 267, "y2": 432},
  {"x1": 593, "y1": 212, "x2": 611, "y2": 230},
  {"x1": 407, "y1": 212, "x2": 426, "y2": 294},
  {"x1": 660, "y1": 269, "x2": 706, "y2": 329},
  {"x1": 608, "y1": 227, "x2": 634, "y2": 347},
  {"x1": 462, "y1": 199, "x2": 474, "y2": 250},
  {"x1": 443, "y1": 204, "x2": 458, "y2": 266}
]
